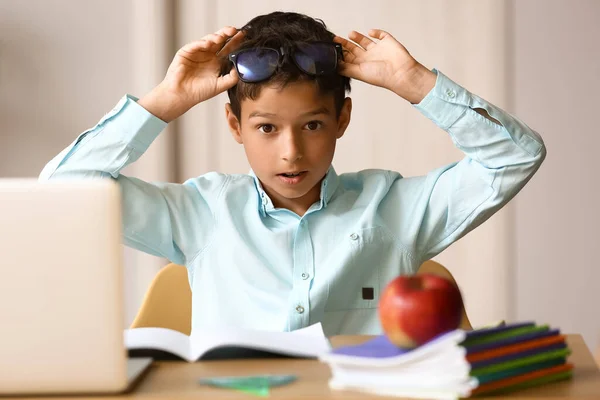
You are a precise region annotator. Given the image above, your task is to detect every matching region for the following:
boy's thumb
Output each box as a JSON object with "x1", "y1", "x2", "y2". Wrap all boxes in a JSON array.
[{"x1": 217, "y1": 68, "x2": 239, "y2": 92}]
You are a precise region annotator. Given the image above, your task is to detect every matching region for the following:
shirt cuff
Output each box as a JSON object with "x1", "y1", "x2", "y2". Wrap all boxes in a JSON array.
[
  {"x1": 413, "y1": 69, "x2": 471, "y2": 131},
  {"x1": 99, "y1": 94, "x2": 168, "y2": 153}
]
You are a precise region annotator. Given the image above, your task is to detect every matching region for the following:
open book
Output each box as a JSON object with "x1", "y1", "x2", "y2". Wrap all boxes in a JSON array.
[{"x1": 125, "y1": 323, "x2": 331, "y2": 361}]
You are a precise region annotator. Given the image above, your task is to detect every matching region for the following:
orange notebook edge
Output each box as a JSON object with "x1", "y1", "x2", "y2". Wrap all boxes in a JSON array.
[
  {"x1": 466, "y1": 335, "x2": 567, "y2": 363},
  {"x1": 470, "y1": 362, "x2": 573, "y2": 395}
]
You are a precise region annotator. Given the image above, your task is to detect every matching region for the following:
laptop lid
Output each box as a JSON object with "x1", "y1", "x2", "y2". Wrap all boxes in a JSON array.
[{"x1": 0, "y1": 178, "x2": 134, "y2": 394}]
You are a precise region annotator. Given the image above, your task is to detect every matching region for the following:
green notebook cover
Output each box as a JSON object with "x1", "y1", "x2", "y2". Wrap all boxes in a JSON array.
[
  {"x1": 473, "y1": 370, "x2": 573, "y2": 397},
  {"x1": 463, "y1": 325, "x2": 550, "y2": 347},
  {"x1": 476, "y1": 358, "x2": 566, "y2": 384},
  {"x1": 471, "y1": 348, "x2": 571, "y2": 377}
]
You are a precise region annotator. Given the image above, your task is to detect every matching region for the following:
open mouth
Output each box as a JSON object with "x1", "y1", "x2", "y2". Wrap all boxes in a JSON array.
[
  {"x1": 277, "y1": 171, "x2": 308, "y2": 184},
  {"x1": 278, "y1": 171, "x2": 306, "y2": 178}
]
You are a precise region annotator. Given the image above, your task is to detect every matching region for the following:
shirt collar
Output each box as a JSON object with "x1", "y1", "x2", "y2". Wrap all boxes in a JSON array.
[{"x1": 250, "y1": 166, "x2": 339, "y2": 217}]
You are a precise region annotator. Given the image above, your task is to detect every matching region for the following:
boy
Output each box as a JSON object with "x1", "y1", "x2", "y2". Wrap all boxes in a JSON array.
[{"x1": 40, "y1": 12, "x2": 545, "y2": 336}]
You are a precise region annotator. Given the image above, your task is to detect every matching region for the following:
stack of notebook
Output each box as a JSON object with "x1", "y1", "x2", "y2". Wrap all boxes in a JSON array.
[{"x1": 320, "y1": 322, "x2": 572, "y2": 399}]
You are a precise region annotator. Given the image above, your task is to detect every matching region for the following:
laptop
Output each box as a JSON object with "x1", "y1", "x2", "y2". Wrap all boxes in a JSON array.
[{"x1": 0, "y1": 178, "x2": 152, "y2": 395}]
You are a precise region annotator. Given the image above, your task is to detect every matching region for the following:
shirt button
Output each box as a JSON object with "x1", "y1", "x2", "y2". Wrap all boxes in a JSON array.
[
  {"x1": 295, "y1": 305, "x2": 305, "y2": 314},
  {"x1": 350, "y1": 233, "x2": 359, "y2": 240},
  {"x1": 446, "y1": 89, "x2": 456, "y2": 98},
  {"x1": 323, "y1": 181, "x2": 328, "y2": 187},
  {"x1": 301, "y1": 272, "x2": 309, "y2": 280}
]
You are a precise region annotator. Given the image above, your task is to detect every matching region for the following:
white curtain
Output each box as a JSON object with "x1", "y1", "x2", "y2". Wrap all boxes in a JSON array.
[{"x1": 123, "y1": 0, "x2": 176, "y2": 324}]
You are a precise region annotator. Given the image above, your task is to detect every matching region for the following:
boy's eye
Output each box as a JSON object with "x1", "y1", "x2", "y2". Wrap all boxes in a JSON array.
[
  {"x1": 305, "y1": 121, "x2": 323, "y2": 131},
  {"x1": 258, "y1": 124, "x2": 275, "y2": 134}
]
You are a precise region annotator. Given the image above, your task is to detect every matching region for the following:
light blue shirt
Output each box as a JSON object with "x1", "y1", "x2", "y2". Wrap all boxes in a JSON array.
[{"x1": 40, "y1": 70, "x2": 545, "y2": 336}]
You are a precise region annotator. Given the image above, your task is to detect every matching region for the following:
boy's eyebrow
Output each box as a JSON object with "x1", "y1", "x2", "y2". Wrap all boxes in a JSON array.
[
  {"x1": 248, "y1": 107, "x2": 331, "y2": 119},
  {"x1": 299, "y1": 107, "x2": 331, "y2": 117},
  {"x1": 248, "y1": 111, "x2": 278, "y2": 119}
]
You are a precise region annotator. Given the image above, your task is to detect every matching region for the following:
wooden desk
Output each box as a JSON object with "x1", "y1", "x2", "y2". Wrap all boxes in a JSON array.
[{"x1": 15, "y1": 335, "x2": 600, "y2": 399}]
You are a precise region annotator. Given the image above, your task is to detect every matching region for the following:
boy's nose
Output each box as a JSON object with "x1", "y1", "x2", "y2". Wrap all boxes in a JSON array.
[{"x1": 281, "y1": 132, "x2": 304, "y2": 163}]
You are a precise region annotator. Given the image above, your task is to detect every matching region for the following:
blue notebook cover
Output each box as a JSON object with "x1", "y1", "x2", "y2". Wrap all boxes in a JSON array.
[
  {"x1": 331, "y1": 328, "x2": 466, "y2": 358},
  {"x1": 332, "y1": 335, "x2": 414, "y2": 358}
]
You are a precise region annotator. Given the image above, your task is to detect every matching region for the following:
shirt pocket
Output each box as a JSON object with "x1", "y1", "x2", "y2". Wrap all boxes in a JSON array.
[{"x1": 324, "y1": 226, "x2": 404, "y2": 312}]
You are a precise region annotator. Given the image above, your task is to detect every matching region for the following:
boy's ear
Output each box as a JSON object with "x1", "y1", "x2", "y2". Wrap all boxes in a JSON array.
[
  {"x1": 225, "y1": 103, "x2": 243, "y2": 144},
  {"x1": 336, "y1": 97, "x2": 352, "y2": 139}
]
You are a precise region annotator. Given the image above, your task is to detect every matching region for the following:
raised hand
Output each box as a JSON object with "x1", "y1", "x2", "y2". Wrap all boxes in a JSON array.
[
  {"x1": 139, "y1": 26, "x2": 244, "y2": 122},
  {"x1": 334, "y1": 30, "x2": 436, "y2": 104}
]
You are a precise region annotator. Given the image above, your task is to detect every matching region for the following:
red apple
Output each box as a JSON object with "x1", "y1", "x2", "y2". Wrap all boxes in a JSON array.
[{"x1": 379, "y1": 273, "x2": 464, "y2": 348}]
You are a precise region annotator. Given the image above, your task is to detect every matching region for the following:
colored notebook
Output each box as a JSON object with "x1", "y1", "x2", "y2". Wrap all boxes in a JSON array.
[
  {"x1": 320, "y1": 322, "x2": 572, "y2": 400},
  {"x1": 466, "y1": 334, "x2": 567, "y2": 363},
  {"x1": 472, "y1": 363, "x2": 574, "y2": 395}
]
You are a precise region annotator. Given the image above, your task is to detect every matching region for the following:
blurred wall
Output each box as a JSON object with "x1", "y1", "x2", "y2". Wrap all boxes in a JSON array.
[
  {"x1": 513, "y1": 0, "x2": 600, "y2": 349},
  {"x1": 0, "y1": 0, "x2": 174, "y2": 325},
  {"x1": 0, "y1": 0, "x2": 143, "y2": 323},
  {"x1": 0, "y1": 0, "x2": 597, "y2": 348},
  {"x1": 0, "y1": 0, "x2": 133, "y2": 176}
]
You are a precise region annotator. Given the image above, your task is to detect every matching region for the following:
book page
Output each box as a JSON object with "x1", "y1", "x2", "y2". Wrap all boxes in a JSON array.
[
  {"x1": 124, "y1": 327, "x2": 193, "y2": 361},
  {"x1": 189, "y1": 322, "x2": 331, "y2": 360},
  {"x1": 329, "y1": 380, "x2": 474, "y2": 400},
  {"x1": 330, "y1": 355, "x2": 471, "y2": 388}
]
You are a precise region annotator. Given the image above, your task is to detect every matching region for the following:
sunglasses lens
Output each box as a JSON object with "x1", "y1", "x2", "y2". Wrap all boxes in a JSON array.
[
  {"x1": 235, "y1": 48, "x2": 279, "y2": 82},
  {"x1": 294, "y1": 43, "x2": 338, "y2": 75}
]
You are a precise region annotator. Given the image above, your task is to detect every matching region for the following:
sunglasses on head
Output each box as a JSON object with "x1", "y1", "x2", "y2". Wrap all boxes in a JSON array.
[{"x1": 228, "y1": 41, "x2": 343, "y2": 83}]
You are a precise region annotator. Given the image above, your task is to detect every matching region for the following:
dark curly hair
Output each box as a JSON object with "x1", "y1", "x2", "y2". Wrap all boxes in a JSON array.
[{"x1": 220, "y1": 11, "x2": 351, "y2": 120}]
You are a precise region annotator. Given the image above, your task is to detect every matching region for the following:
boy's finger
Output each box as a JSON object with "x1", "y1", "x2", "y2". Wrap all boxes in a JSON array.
[
  {"x1": 218, "y1": 30, "x2": 246, "y2": 55},
  {"x1": 187, "y1": 39, "x2": 221, "y2": 56},
  {"x1": 182, "y1": 29, "x2": 238, "y2": 58},
  {"x1": 368, "y1": 29, "x2": 391, "y2": 40},
  {"x1": 179, "y1": 40, "x2": 213, "y2": 56},
  {"x1": 337, "y1": 59, "x2": 362, "y2": 79},
  {"x1": 206, "y1": 40, "x2": 227, "y2": 54},
  {"x1": 333, "y1": 35, "x2": 364, "y2": 58},
  {"x1": 341, "y1": 48, "x2": 358, "y2": 64},
  {"x1": 192, "y1": 28, "x2": 238, "y2": 55},
  {"x1": 348, "y1": 31, "x2": 376, "y2": 50},
  {"x1": 216, "y1": 66, "x2": 239, "y2": 92},
  {"x1": 214, "y1": 26, "x2": 238, "y2": 38},
  {"x1": 203, "y1": 33, "x2": 229, "y2": 45}
]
